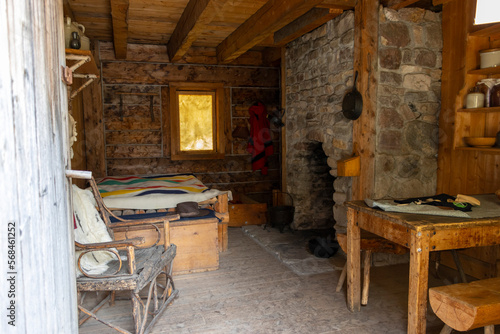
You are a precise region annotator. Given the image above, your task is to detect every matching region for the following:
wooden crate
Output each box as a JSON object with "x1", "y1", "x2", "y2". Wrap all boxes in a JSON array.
[
  {"x1": 229, "y1": 194, "x2": 267, "y2": 227},
  {"x1": 112, "y1": 217, "x2": 219, "y2": 275}
]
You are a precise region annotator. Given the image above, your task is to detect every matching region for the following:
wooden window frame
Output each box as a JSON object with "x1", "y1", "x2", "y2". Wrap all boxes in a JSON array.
[{"x1": 169, "y1": 82, "x2": 225, "y2": 160}]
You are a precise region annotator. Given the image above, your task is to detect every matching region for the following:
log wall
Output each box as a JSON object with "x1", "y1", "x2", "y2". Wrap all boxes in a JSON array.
[
  {"x1": 1, "y1": 0, "x2": 77, "y2": 332},
  {"x1": 87, "y1": 42, "x2": 281, "y2": 200}
]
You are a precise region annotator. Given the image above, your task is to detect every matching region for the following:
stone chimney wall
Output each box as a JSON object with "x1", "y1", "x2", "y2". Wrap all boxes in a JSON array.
[
  {"x1": 374, "y1": 8, "x2": 442, "y2": 201},
  {"x1": 284, "y1": 7, "x2": 442, "y2": 235},
  {"x1": 285, "y1": 12, "x2": 355, "y2": 230}
]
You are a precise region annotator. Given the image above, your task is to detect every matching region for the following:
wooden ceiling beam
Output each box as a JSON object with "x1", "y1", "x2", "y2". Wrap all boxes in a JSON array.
[
  {"x1": 110, "y1": 0, "x2": 129, "y2": 59},
  {"x1": 274, "y1": 8, "x2": 342, "y2": 46},
  {"x1": 216, "y1": 0, "x2": 324, "y2": 64},
  {"x1": 167, "y1": 0, "x2": 229, "y2": 62},
  {"x1": 390, "y1": 0, "x2": 420, "y2": 10},
  {"x1": 432, "y1": 0, "x2": 456, "y2": 5},
  {"x1": 316, "y1": 0, "x2": 355, "y2": 10}
]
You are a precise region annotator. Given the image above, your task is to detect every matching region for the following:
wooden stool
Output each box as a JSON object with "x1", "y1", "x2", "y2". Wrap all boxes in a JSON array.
[
  {"x1": 429, "y1": 277, "x2": 500, "y2": 334},
  {"x1": 335, "y1": 231, "x2": 408, "y2": 305}
]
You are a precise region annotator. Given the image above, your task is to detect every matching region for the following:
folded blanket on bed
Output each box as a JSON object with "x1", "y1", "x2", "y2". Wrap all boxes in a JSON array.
[{"x1": 97, "y1": 174, "x2": 229, "y2": 210}]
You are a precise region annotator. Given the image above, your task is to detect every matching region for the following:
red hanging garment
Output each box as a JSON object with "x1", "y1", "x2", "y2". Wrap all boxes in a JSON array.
[{"x1": 247, "y1": 102, "x2": 274, "y2": 175}]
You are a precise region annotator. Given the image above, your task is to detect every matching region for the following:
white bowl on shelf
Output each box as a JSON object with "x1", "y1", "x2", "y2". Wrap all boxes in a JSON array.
[
  {"x1": 464, "y1": 136, "x2": 496, "y2": 148},
  {"x1": 479, "y1": 48, "x2": 500, "y2": 69}
]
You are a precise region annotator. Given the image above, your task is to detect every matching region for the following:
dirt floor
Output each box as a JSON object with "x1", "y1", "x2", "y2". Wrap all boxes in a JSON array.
[{"x1": 79, "y1": 227, "x2": 496, "y2": 334}]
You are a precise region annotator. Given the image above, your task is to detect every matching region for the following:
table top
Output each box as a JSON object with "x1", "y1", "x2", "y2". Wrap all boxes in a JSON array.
[{"x1": 346, "y1": 194, "x2": 500, "y2": 232}]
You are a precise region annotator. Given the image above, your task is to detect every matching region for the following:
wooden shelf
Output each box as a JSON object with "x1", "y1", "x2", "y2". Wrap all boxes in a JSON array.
[
  {"x1": 65, "y1": 49, "x2": 100, "y2": 101},
  {"x1": 467, "y1": 66, "x2": 500, "y2": 76},
  {"x1": 457, "y1": 106, "x2": 500, "y2": 113},
  {"x1": 65, "y1": 49, "x2": 99, "y2": 76},
  {"x1": 469, "y1": 23, "x2": 500, "y2": 38},
  {"x1": 455, "y1": 146, "x2": 500, "y2": 153}
]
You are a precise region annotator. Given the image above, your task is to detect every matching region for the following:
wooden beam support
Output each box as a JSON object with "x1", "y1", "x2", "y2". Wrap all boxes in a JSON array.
[
  {"x1": 274, "y1": 8, "x2": 342, "y2": 46},
  {"x1": 316, "y1": 0, "x2": 355, "y2": 9},
  {"x1": 390, "y1": 0, "x2": 420, "y2": 10},
  {"x1": 216, "y1": 0, "x2": 323, "y2": 64},
  {"x1": 351, "y1": 0, "x2": 378, "y2": 201},
  {"x1": 432, "y1": 0, "x2": 456, "y2": 5},
  {"x1": 167, "y1": 0, "x2": 229, "y2": 62},
  {"x1": 280, "y1": 47, "x2": 287, "y2": 193},
  {"x1": 110, "y1": 0, "x2": 129, "y2": 59}
]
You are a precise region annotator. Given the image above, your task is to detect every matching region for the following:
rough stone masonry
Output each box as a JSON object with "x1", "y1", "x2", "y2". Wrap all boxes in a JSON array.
[{"x1": 285, "y1": 7, "x2": 442, "y2": 240}]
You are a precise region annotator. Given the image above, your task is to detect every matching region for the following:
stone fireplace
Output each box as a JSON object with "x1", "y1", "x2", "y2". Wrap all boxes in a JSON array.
[
  {"x1": 285, "y1": 11, "x2": 355, "y2": 230},
  {"x1": 285, "y1": 7, "x2": 442, "y2": 234}
]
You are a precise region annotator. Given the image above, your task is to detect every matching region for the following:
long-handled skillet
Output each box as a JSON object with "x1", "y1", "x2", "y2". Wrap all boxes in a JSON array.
[{"x1": 342, "y1": 71, "x2": 363, "y2": 120}]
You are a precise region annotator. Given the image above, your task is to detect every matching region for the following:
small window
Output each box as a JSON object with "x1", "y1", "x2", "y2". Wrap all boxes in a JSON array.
[{"x1": 169, "y1": 83, "x2": 225, "y2": 160}]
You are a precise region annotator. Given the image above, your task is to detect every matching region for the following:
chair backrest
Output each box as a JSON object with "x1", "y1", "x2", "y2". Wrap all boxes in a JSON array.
[{"x1": 86, "y1": 176, "x2": 115, "y2": 237}]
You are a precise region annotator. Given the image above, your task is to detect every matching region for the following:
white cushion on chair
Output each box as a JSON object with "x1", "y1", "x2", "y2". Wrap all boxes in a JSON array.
[{"x1": 72, "y1": 185, "x2": 116, "y2": 277}]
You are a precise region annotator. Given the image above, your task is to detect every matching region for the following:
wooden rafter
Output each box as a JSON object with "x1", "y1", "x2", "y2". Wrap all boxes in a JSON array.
[
  {"x1": 216, "y1": 0, "x2": 324, "y2": 64},
  {"x1": 110, "y1": 0, "x2": 129, "y2": 59},
  {"x1": 432, "y1": 0, "x2": 456, "y2": 5},
  {"x1": 316, "y1": 0, "x2": 355, "y2": 9},
  {"x1": 168, "y1": 0, "x2": 229, "y2": 62},
  {"x1": 274, "y1": 8, "x2": 342, "y2": 46},
  {"x1": 390, "y1": 0, "x2": 420, "y2": 10}
]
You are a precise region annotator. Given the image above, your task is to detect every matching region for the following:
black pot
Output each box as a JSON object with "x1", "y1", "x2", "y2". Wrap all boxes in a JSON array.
[{"x1": 342, "y1": 71, "x2": 363, "y2": 120}]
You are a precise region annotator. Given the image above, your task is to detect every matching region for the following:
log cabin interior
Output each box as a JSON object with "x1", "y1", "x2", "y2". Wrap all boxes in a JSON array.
[{"x1": 2, "y1": 0, "x2": 500, "y2": 333}]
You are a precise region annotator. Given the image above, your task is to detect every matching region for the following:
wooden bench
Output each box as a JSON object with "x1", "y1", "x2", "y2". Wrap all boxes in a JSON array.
[
  {"x1": 429, "y1": 277, "x2": 500, "y2": 334},
  {"x1": 335, "y1": 231, "x2": 408, "y2": 305}
]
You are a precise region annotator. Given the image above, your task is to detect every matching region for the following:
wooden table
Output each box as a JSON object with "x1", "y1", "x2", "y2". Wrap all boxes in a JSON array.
[{"x1": 345, "y1": 197, "x2": 500, "y2": 334}]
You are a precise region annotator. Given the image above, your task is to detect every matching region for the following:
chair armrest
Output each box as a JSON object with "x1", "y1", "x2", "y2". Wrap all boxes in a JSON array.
[
  {"x1": 109, "y1": 214, "x2": 180, "y2": 228},
  {"x1": 75, "y1": 237, "x2": 145, "y2": 250}
]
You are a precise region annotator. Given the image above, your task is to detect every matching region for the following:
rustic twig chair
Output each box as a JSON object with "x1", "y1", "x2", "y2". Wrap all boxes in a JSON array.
[{"x1": 68, "y1": 170, "x2": 180, "y2": 334}]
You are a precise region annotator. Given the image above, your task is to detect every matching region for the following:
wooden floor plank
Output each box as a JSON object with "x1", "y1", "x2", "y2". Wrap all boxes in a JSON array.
[{"x1": 78, "y1": 228, "x2": 483, "y2": 334}]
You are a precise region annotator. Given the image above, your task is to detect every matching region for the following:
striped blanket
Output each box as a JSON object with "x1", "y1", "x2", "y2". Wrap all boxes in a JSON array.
[{"x1": 96, "y1": 174, "x2": 226, "y2": 210}]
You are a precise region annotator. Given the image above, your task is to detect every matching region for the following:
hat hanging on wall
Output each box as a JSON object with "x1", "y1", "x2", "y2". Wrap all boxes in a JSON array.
[{"x1": 268, "y1": 108, "x2": 285, "y2": 128}]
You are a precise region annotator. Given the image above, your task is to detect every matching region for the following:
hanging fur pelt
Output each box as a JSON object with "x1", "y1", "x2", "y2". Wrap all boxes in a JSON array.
[{"x1": 72, "y1": 185, "x2": 117, "y2": 277}]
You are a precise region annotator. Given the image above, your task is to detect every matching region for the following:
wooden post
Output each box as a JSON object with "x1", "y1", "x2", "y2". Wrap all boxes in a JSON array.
[
  {"x1": 347, "y1": 208, "x2": 361, "y2": 312},
  {"x1": 214, "y1": 193, "x2": 228, "y2": 213},
  {"x1": 408, "y1": 230, "x2": 430, "y2": 334},
  {"x1": 131, "y1": 292, "x2": 142, "y2": 334},
  {"x1": 281, "y1": 47, "x2": 287, "y2": 192},
  {"x1": 83, "y1": 43, "x2": 106, "y2": 177},
  {"x1": 352, "y1": 0, "x2": 378, "y2": 201},
  {"x1": 361, "y1": 250, "x2": 372, "y2": 305},
  {"x1": 163, "y1": 220, "x2": 170, "y2": 247},
  {"x1": 336, "y1": 264, "x2": 347, "y2": 292},
  {"x1": 127, "y1": 246, "x2": 136, "y2": 274}
]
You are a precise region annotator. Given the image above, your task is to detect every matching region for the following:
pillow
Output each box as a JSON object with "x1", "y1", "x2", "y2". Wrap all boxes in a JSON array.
[{"x1": 72, "y1": 185, "x2": 117, "y2": 277}]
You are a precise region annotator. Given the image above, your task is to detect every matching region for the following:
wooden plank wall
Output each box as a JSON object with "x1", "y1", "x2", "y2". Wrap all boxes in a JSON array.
[
  {"x1": 70, "y1": 79, "x2": 88, "y2": 188},
  {"x1": 437, "y1": 0, "x2": 500, "y2": 195},
  {"x1": 87, "y1": 42, "x2": 281, "y2": 200},
  {"x1": 1, "y1": 0, "x2": 77, "y2": 332},
  {"x1": 437, "y1": 0, "x2": 500, "y2": 279}
]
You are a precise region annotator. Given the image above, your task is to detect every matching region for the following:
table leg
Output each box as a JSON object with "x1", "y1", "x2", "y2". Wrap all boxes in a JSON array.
[
  {"x1": 408, "y1": 231, "x2": 430, "y2": 334},
  {"x1": 347, "y1": 207, "x2": 361, "y2": 312}
]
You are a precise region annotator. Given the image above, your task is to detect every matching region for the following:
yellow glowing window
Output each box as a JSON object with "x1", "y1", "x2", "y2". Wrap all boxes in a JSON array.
[
  {"x1": 169, "y1": 83, "x2": 225, "y2": 160},
  {"x1": 178, "y1": 92, "x2": 215, "y2": 151}
]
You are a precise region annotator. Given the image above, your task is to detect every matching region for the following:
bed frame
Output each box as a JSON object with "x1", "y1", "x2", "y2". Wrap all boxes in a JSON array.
[{"x1": 108, "y1": 193, "x2": 229, "y2": 253}]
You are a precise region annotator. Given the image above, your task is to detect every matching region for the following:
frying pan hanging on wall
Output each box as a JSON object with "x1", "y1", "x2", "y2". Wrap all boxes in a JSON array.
[{"x1": 342, "y1": 71, "x2": 363, "y2": 120}]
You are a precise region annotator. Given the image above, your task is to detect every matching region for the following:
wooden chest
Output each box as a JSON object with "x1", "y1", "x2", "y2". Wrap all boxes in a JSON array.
[{"x1": 112, "y1": 217, "x2": 219, "y2": 275}]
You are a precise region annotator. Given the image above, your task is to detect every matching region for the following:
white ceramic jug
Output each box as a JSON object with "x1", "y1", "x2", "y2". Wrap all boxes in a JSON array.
[{"x1": 64, "y1": 17, "x2": 89, "y2": 50}]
